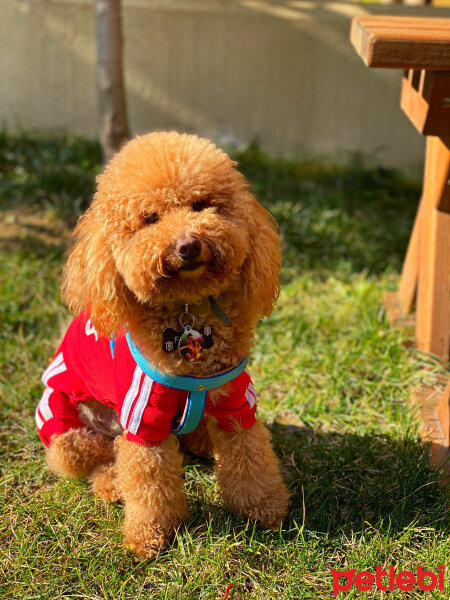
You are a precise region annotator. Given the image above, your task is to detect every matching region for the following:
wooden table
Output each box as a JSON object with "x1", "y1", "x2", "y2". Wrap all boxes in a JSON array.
[{"x1": 351, "y1": 16, "x2": 450, "y2": 476}]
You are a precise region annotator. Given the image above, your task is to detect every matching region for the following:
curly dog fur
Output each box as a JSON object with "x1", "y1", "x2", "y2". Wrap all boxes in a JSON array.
[{"x1": 44, "y1": 132, "x2": 290, "y2": 558}]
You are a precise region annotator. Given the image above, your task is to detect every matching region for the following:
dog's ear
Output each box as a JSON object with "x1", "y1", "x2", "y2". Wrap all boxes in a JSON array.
[
  {"x1": 242, "y1": 195, "x2": 281, "y2": 318},
  {"x1": 62, "y1": 206, "x2": 128, "y2": 337}
]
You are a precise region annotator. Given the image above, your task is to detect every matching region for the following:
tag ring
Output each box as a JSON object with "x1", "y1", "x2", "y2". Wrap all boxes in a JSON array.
[{"x1": 179, "y1": 311, "x2": 196, "y2": 328}]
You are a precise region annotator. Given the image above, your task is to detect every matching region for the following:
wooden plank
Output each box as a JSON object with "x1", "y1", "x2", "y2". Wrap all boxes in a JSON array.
[
  {"x1": 351, "y1": 17, "x2": 450, "y2": 40},
  {"x1": 437, "y1": 382, "x2": 450, "y2": 446},
  {"x1": 401, "y1": 71, "x2": 433, "y2": 134},
  {"x1": 351, "y1": 16, "x2": 450, "y2": 70},
  {"x1": 353, "y1": 15, "x2": 450, "y2": 29},
  {"x1": 384, "y1": 291, "x2": 417, "y2": 329},
  {"x1": 384, "y1": 291, "x2": 407, "y2": 324},
  {"x1": 412, "y1": 379, "x2": 450, "y2": 486},
  {"x1": 416, "y1": 136, "x2": 450, "y2": 361},
  {"x1": 400, "y1": 71, "x2": 450, "y2": 137},
  {"x1": 439, "y1": 137, "x2": 450, "y2": 213},
  {"x1": 396, "y1": 195, "x2": 423, "y2": 317}
]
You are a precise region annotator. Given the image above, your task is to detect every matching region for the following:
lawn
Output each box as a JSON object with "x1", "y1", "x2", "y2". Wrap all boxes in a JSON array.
[{"x1": 0, "y1": 134, "x2": 448, "y2": 599}]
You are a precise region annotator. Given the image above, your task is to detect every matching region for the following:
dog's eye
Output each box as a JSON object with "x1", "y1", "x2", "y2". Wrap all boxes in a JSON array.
[
  {"x1": 192, "y1": 199, "x2": 209, "y2": 212},
  {"x1": 142, "y1": 211, "x2": 159, "y2": 225}
]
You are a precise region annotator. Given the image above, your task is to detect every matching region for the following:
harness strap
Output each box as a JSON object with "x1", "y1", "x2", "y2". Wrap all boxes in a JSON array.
[
  {"x1": 171, "y1": 390, "x2": 207, "y2": 434},
  {"x1": 110, "y1": 335, "x2": 249, "y2": 435}
]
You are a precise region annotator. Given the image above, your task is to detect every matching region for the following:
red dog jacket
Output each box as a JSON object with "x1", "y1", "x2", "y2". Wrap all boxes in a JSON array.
[{"x1": 36, "y1": 312, "x2": 257, "y2": 447}]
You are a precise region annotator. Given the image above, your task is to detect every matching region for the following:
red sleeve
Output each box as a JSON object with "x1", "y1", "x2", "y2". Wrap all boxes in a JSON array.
[
  {"x1": 114, "y1": 338, "x2": 186, "y2": 446},
  {"x1": 36, "y1": 314, "x2": 101, "y2": 447},
  {"x1": 122, "y1": 380, "x2": 186, "y2": 446},
  {"x1": 38, "y1": 345, "x2": 81, "y2": 447},
  {"x1": 36, "y1": 384, "x2": 85, "y2": 447},
  {"x1": 207, "y1": 369, "x2": 257, "y2": 432}
]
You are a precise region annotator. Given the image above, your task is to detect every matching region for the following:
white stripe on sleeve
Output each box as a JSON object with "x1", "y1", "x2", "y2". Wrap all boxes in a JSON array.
[
  {"x1": 245, "y1": 390, "x2": 256, "y2": 408},
  {"x1": 127, "y1": 376, "x2": 154, "y2": 435},
  {"x1": 35, "y1": 408, "x2": 44, "y2": 430},
  {"x1": 120, "y1": 366, "x2": 144, "y2": 428},
  {"x1": 41, "y1": 352, "x2": 64, "y2": 385},
  {"x1": 247, "y1": 382, "x2": 257, "y2": 398},
  {"x1": 42, "y1": 357, "x2": 67, "y2": 386},
  {"x1": 38, "y1": 387, "x2": 54, "y2": 421},
  {"x1": 245, "y1": 383, "x2": 257, "y2": 408}
]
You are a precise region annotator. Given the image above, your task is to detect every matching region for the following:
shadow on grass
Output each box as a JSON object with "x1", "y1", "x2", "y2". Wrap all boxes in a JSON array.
[
  {"x1": 271, "y1": 423, "x2": 449, "y2": 537},
  {"x1": 185, "y1": 424, "x2": 448, "y2": 541}
]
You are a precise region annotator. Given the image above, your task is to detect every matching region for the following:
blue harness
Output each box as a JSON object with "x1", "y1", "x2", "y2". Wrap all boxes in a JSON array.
[{"x1": 110, "y1": 334, "x2": 249, "y2": 435}]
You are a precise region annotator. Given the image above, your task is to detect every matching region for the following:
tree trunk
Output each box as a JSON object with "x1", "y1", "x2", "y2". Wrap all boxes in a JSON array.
[{"x1": 94, "y1": 0, "x2": 130, "y2": 161}]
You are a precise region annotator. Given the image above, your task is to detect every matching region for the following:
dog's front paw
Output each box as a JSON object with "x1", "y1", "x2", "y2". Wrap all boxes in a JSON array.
[
  {"x1": 244, "y1": 485, "x2": 290, "y2": 530},
  {"x1": 210, "y1": 419, "x2": 291, "y2": 530},
  {"x1": 224, "y1": 480, "x2": 290, "y2": 531},
  {"x1": 123, "y1": 519, "x2": 170, "y2": 560}
]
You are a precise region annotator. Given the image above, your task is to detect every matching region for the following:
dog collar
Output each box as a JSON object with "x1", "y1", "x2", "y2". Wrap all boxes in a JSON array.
[{"x1": 110, "y1": 335, "x2": 249, "y2": 435}]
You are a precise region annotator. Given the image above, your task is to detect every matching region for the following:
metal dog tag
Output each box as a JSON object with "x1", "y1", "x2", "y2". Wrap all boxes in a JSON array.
[
  {"x1": 162, "y1": 328, "x2": 183, "y2": 353},
  {"x1": 163, "y1": 303, "x2": 214, "y2": 360},
  {"x1": 201, "y1": 325, "x2": 213, "y2": 349},
  {"x1": 163, "y1": 325, "x2": 214, "y2": 359}
]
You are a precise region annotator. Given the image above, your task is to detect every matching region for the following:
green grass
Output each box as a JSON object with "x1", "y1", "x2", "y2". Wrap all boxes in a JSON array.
[{"x1": 0, "y1": 134, "x2": 448, "y2": 599}]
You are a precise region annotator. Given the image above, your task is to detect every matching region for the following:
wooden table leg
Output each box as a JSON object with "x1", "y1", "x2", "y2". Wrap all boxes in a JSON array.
[
  {"x1": 397, "y1": 196, "x2": 423, "y2": 317},
  {"x1": 415, "y1": 378, "x2": 450, "y2": 484},
  {"x1": 437, "y1": 382, "x2": 450, "y2": 447},
  {"x1": 386, "y1": 135, "x2": 450, "y2": 479},
  {"x1": 385, "y1": 196, "x2": 422, "y2": 324},
  {"x1": 414, "y1": 137, "x2": 450, "y2": 479},
  {"x1": 416, "y1": 136, "x2": 450, "y2": 362}
]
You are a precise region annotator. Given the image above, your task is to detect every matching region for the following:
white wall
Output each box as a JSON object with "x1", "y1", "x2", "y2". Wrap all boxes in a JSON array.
[{"x1": 2, "y1": 0, "x2": 449, "y2": 166}]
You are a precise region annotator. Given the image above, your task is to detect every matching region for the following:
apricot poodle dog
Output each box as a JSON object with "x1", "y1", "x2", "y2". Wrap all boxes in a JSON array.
[{"x1": 36, "y1": 132, "x2": 290, "y2": 559}]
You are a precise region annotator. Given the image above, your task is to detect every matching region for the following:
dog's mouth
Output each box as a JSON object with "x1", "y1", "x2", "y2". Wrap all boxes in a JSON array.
[
  {"x1": 179, "y1": 262, "x2": 206, "y2": 272},
  {"x1": 162, "y1": 244, "x2": 223, "y2": 279},
  {"x1": 177, "y1": 262, "x2": 208, "y2": 279}
]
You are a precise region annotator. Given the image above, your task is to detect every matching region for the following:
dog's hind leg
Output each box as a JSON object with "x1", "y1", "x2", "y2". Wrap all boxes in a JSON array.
[
  {"x1": 114, "y1": 434, "x2": 188, "y2": 559},
  {"x1": 45, "y1": 400, "x2": 119, "y2": 479},
  {"x1": 46, "y1": 429, "x2": 115, "y2": 479},
  {"x1": 208, "y1": 418, "x2": 290, "y2": 530}
]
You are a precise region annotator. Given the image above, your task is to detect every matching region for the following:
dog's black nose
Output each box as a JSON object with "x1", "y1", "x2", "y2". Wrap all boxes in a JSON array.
[{"x1": 176, "y1": 236, "x2": 201, "y2": 261}]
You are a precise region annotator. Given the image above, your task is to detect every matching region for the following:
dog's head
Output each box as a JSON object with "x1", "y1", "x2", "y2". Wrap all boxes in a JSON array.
[{"x1": 63, "y1": 132, "x2": 280, "y2": 336}]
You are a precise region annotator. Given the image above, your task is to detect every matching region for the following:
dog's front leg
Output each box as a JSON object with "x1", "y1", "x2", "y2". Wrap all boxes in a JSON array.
[
  {"x1": 115, "y1": 435, "x2": 188, "y2": 559},
  {"x1": 208, "y1": 418, "x2": 290, "y2": 529}
]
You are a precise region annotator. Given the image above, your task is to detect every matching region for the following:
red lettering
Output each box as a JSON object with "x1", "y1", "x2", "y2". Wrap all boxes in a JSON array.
[
  {"x1": 438, "y1": 565, "x2": 445, "y2": 591},
  {"x1": 331, "y1": 569, "x2": 355, "y2": 598},
  {"x1": 355, "y1": 571, "x2": 374, "y2": 591},
  {"x1": 375, "y1": 565, "x2": 388, "y2": 591},
  {"x1": 396, "y1": 571, "x2": 415, "y2": 591},
  {"x1": 417, "y1": 565, "x2": 437, "y2": 591},
  {"x1": 331, "y1": 565, "x2": 443, "y2": 596},
  {"x1": 389, "y1": 566, "x2": 395, "y2": 591}
]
